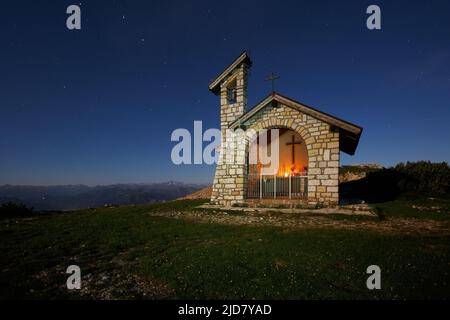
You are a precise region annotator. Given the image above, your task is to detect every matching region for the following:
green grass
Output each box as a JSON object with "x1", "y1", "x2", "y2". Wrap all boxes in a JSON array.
[
  {"x1": 0, "y1": 199, "x2": 449, "y2": 299},
  {"x1": 371, "y1": 196, "x2": 450, "y2": 221}
]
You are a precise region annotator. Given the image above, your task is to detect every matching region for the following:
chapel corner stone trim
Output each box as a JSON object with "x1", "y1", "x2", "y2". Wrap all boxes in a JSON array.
[{"x1": 209, "y1": 52, "x2": 362, "y2": 207}]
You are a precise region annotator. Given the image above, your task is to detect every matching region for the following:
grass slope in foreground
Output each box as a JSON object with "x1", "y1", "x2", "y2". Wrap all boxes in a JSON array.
[{"x1": 0, "y1": 199, "x2": 449, "y2": 299}]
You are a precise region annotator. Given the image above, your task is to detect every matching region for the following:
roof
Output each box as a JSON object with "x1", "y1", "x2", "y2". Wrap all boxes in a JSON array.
[
  {"x1": 208, "y1": 51, "x2": 252, "y2": 95},
  {"x1": 230, "y1": 93, "x2": 363, "y2": 155}
]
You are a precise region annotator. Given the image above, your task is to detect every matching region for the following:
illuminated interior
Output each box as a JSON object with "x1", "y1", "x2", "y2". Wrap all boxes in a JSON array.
[{"x1": 248, "y1": 128, "x2": 308, "y2": 176}]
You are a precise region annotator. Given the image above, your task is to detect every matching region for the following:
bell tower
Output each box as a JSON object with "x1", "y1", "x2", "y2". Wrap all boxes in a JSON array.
[
  {"x1": 209, "y1": 52, "x2": 252, "y2": 132},
  {"x1": 209, "y1": 52, "x2": 252, "y2": 206}
]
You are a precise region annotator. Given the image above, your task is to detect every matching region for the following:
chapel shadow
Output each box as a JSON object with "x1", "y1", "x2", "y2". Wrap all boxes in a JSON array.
[{"x1": 339, "y1": 169, "x2": 405, "y2": 204}]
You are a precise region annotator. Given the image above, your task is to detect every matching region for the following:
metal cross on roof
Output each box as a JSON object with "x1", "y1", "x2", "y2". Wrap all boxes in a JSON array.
[{"x1": 265, "y1": 72, "x2": 280, "y2": 93}]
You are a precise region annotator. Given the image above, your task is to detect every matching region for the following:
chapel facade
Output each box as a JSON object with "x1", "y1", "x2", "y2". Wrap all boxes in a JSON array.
[{"x1": 209, "y1": 52, "x2": 362, "y2": 207}]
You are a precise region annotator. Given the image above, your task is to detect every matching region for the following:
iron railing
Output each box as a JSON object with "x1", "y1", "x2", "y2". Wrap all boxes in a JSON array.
[{"x1": 247, "y1": 174, "x2": 308, "y2": 199}]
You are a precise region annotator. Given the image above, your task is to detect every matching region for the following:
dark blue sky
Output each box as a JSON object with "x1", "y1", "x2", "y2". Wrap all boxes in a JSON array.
[{"x1": 1, "y1": 0, "x2": 449, "y2": 185}]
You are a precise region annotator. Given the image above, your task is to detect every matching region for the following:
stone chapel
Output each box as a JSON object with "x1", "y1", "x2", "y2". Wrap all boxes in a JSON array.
[{"x1": 209, "y1": 52, "x2": 363, "y2": 207}]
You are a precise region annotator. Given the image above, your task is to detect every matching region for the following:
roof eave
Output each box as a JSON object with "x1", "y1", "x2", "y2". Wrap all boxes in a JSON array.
[
  {"x1": 229, "y1": 93, "x2": 363, "y2": 155},
  {"x1": 339, "y1": 128, "x2": 363, "y2": 155},
  {"x1": 208, "y1": 52, "x2": 252, "y2": 95}
]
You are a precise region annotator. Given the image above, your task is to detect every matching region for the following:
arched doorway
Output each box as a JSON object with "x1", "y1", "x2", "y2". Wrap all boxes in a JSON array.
[{"x1": 246, "y1": 128, "x2": 308, "y2": 199}]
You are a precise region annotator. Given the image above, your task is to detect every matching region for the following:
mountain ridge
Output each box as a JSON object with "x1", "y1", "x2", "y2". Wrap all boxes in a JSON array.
[{"x1": 0, "y1": 182, "x2": 207, "y2": 211}]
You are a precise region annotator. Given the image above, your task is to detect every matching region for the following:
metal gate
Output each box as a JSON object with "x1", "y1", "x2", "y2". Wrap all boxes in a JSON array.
[{"x1": 247, "y1": 174, "x2": 308, "y2": 199}]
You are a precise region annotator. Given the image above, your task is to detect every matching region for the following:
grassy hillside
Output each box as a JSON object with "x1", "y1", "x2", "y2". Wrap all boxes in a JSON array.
[{"x1": 1, "y1": 199, "x2": 449, "y2": 299}]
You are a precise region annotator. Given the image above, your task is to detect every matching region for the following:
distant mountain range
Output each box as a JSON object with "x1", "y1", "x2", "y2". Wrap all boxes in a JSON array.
[{"x1": 0, "y1": 182, "x2": 206, "y2": 211}]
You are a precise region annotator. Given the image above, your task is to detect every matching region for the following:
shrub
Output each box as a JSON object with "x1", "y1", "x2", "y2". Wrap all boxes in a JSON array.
[
  {"x1": 394, "y1": 161, "x2": 450, "y2": 196},
  {"x1": 340, "y1": 161, "x2": 450, "y2": 202},
  {"x1": 0, "y1": 201, "x2": 34, "y2": 219}
]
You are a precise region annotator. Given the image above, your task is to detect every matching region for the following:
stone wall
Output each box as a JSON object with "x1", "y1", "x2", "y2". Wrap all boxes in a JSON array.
[
  {"x1": 243, "y1": 103, "x2": 340, "y2": 206},
  {"x1": 210, "y1": 64, "x2": 249, "y2": 205},
  {"x1": 211, "y1": 99, "x2": 340, "y2": 206}
]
